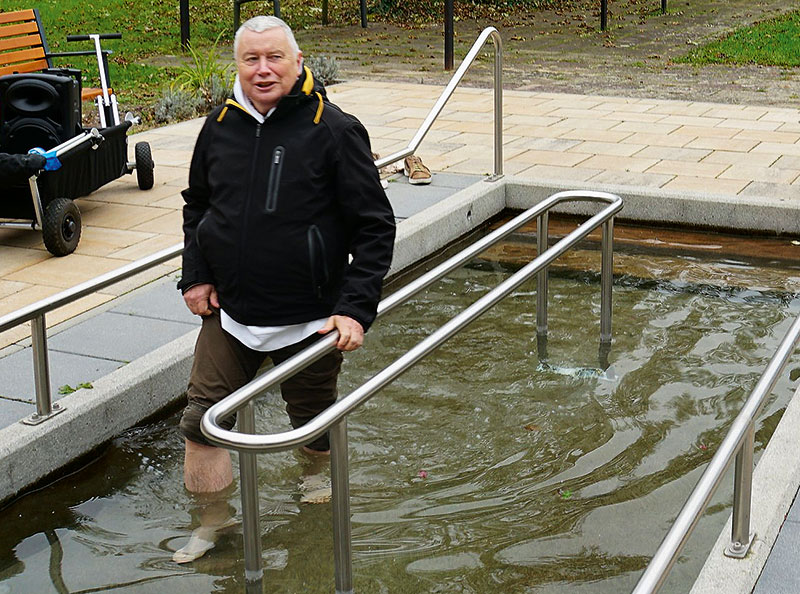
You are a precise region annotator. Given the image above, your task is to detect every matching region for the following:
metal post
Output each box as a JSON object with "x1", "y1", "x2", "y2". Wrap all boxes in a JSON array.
[
  {"x1": 536, "y1": 212, "x2": 549, "y2": 337},
  {"x1": 22, "y1": 314, "x2": 64, "y2": 426},
  {"x1": 661, "y1": 0, "x2": 667, "y2": 14},
  {"x1": 726, "y1": 424, "x2": 755, "y2": 558},
  {"x1": 444, "y1": 0, "x2": 454, "y2": 71},
  {"x1": 600, "y1": 218, "x2": 613, "y2": 343},
  {"x1": 238, "y1": 403, "x2": 264, "y2": 586},
  {"x1": 330, "y1": 419, "x2": 353, "y2": 594},
  {"x1": 322, "y1": 0, "x2": 329, "y2": 25},
  {"x1": 233, "y1": 1, "x2": 241, "y2": 35},
  {"x1": 601, "y1": 0, "x2": 608, "y2": 31},
  {"x1": 274, "y1": 0, "x2": 281, "y2": 19},
  {"x1": 492, "y1": 32, "x2": 503, "y2": 179},
  {"x1": 179, "y1": 0, "x2": 190, "y2": 50},
  {"x1": 360, "y1": 0, "x2": 367, "y2": 28}
]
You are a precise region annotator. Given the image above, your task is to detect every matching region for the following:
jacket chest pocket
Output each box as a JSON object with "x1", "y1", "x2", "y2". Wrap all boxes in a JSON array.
[{"x1": 265, "y1": 145, "x2": 285, "y2": 213}]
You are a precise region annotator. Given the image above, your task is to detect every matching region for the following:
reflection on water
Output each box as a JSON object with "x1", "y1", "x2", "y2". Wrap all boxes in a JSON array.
[{"x1": 0, "y1": 243, "x2": 798, "y2": 593}]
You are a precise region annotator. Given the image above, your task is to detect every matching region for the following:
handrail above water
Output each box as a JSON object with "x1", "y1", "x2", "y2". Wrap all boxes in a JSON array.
[
  {"x1": 201, "y1": 190, "x2": 621, "y2": 593},
  {"x1": 373, "y1": 26, "x2": 503, "y2": 180},
  {"x1": 201, "y1": 190, "x2": 623, "y2": 452},
  {"x1": 632, "y1": 313, "x2": 800, "y2": 593}
]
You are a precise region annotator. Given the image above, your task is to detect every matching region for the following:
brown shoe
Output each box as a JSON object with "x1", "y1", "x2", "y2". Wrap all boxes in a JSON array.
[{"x1": 403, "y1": 155, "x2": 432, "y2": 185}]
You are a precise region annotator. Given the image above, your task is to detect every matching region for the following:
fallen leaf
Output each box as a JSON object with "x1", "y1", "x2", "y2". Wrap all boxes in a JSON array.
[{"x1": 418, "y1": 470, "x2": 428, "y2": 479}]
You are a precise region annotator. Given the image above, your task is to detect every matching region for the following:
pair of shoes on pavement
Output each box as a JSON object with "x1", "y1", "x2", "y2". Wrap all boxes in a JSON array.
[{"x1": 403, "y1": 155, "x2": 432, "y2": 185}]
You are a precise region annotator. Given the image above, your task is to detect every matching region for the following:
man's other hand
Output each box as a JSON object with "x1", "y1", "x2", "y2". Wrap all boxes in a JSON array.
[
  {"x1": 183, "y1": 283, "x2": 219, "y2": 316},
  {"x1": 318, "y1": 315, "x2": 364, "y2": 351}
]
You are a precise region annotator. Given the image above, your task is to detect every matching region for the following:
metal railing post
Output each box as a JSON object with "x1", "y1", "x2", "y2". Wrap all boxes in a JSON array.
[
  {"x1": 23, "y1": 314, "x2": 64, "y2": 425},
  {"x1": 372, "y1": 27, "x2": 504, "y2": 182},
  {"x1": 536, "y1": 212, "x2": 549, "y2": 337},
  {"x1": 600, "y1": 218, "x2": 614, "y2": 343},
  {"x1": 330, "y1": 419, "x2": 353, "y2": 594},
  {"x1": 726, "y1": 424, "x2": 755, "y2": 558},
  {"x1": 492, "y1": 32, "x2": 503, "y2": 180},
  {"x1": 238, "y1": 403, "x2": 263, "y2": 587}
]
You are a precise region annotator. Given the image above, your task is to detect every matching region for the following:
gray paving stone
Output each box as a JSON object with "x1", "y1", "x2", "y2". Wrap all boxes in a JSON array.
[
  {"x1": 753, "y1": 517, "x2": 800, "y2": 594},
  {"x1": 111, "y1": 276, "x2": 199, "y2": 325},
  {"x1": 784, "y1": 491, "x2": 800, "y2": 524},
  {"x1": 0, "y1": 397, "x2": 34, "y2": 427},
  {"x1": 387, "y1": 182, "x2": 465, "y2": 219},
  {"x1": 47, "y1": 311, "x2": 196, "y2": 362},
  {"x1": 0, "y1": 349, "x2": 122, "y2": 402}
]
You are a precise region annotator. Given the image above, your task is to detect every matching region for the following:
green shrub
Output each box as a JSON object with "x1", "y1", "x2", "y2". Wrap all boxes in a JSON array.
[
  {"x1": 154, "y1": 88, "x2": 202, "y2": 123},
  {"x1": 305, "y1": 55, "x2": 340, "y2": 86},
  {"x1": 171, "y1": 34, "x2": 234, "y2": 111}
]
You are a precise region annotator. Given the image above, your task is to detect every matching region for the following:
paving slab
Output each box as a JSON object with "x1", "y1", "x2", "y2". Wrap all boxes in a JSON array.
[
  {"x1": 0, "y1": 397, "x2": 34, "y2": 427},
  {"x1": 46, "y1": 311, "x2": 196, "y2": 363},
  {"x1": 109, "y1": 276, "x2": 197, "y2": 325},
  {"x1": 0, "y1": 349, "x2": 123, "y2": 402}
]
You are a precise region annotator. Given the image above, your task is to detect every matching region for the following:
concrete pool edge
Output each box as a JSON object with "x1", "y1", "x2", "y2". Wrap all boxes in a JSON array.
[{"x1": 505, "y1": 176, "x2": 800, "y2": 236}]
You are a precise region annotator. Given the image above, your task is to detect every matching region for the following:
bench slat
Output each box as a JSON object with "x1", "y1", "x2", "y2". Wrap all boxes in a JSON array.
[
  {"x1": 0, "y1": 21, "x2": 41, "y2": 39},
  {"x1": 0, "y1": 10, "x2": 36, "y2": 26},
  {"x1": 0, "y1": 46, "x2": 46, "y2": 66},
  {"x1": 0, "y1": 32, "x2": 43, "y2": 53},
  {"x1": 0, "y1": 58, "x2": 49, "y2": 77}
]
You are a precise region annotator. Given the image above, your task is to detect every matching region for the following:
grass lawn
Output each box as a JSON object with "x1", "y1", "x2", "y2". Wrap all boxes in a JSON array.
[{"x1": 679, "y1": 9, "x2": 800, "y2": 67}]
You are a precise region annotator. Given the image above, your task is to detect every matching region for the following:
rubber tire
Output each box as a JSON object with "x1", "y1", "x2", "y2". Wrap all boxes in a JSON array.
[
  {"x1": 135, "y1": 141, "x2": 155, "y2": 190},
  {"x1": 42, "y1": 198, "x2": 81, "y2": 257}
]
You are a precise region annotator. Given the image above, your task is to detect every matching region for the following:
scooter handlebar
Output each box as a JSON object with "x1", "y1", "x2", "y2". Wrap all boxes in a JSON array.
[{"x1": 66, "y1": 33, "x2": 122, "y2": 42}]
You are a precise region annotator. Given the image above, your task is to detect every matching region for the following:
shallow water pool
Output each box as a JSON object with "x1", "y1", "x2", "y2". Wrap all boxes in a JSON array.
[{"x1": 1, "y1": 225, "x2": 799, "y2": 593}]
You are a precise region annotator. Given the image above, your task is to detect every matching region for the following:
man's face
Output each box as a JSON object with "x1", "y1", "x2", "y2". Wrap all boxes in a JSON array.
[{"x1": 236, "y1": 28, "x2": 303, "y2": 115}]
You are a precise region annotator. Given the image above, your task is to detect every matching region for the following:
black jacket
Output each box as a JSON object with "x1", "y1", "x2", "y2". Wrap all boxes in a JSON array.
[{"x1": 178, "y1": 68, "x2": 395, "y2": 331}]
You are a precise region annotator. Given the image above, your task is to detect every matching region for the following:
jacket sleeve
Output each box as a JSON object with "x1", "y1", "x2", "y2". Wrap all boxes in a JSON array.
[
  {"x1": 331, "y1": 121, "x2": 396, "y2": 331},
  {"x1": 0, "y1": 152, "x2": 45, "y2": 181},
  {"x1": 177, "y1": 116, "x2": 216, "y2": 293}
]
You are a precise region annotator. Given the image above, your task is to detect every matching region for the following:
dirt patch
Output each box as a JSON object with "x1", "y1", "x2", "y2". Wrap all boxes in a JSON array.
[{"x1": 294, "y1": 0, "x2": 799, "y2": 106}]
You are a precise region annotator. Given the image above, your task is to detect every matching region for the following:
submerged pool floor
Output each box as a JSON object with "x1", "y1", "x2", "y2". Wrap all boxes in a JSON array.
[{"x1": 1, "y1": 232, "x2": 799, "y2": 593}]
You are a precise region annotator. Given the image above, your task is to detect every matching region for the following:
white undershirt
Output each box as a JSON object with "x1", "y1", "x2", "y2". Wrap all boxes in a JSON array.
[{"x1": 220, "y1": 76, "x2": 327, "y2": 352}]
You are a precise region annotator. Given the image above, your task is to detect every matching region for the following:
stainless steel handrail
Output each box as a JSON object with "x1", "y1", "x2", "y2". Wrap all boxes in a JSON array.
[
  {"x1": 373, "y1": 26, "x2": 503, "y2": 181},
  {"x1": 0, "y1": 242, "x2": 183, "y2": 424},
  {"x1": 632, "y1": 313, "x2": 800, "y2": 593},
  {"x1": 201, "y1": 190, "x2": 622, "y2": 593}
]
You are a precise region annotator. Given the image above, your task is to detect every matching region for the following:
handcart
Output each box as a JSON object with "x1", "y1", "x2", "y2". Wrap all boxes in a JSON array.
[{"x1": 0, "y1": 31, "x2": 154, "y2": 256}]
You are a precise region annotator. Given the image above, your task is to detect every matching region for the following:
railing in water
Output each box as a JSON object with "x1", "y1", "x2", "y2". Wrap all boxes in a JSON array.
[
  {"x1": 373, "y1": 26, "x2": 504, "y2": 181},
  {"x1": 201, "y1": 190, "x2": 623, "y2": 593},
  {"x1": 632, "y1": 313, "x2": 800, "y2": 593}
]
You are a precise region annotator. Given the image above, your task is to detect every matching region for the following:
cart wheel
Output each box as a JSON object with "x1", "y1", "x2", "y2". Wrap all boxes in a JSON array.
[
  {"x1": 42, "y1": 198, "x2": 81, "y2": 257},
  {"x1": 135, "y1": 141, "x2": 155, "y2": 190}
]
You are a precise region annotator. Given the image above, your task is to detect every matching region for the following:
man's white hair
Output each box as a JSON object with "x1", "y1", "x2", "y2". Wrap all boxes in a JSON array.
[{"x1": 234, "y1": 16, "x2": 300, "y2": 59}]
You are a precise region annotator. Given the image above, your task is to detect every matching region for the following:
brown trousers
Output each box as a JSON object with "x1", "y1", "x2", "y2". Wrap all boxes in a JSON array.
[{"x1": 180, "y1": 311, "x2": 343, "y2": 451}]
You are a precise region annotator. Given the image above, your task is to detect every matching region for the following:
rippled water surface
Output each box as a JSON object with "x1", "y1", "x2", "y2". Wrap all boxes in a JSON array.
[{"x1": 1, "y1": 237, "x2": 799, "y2": 593}]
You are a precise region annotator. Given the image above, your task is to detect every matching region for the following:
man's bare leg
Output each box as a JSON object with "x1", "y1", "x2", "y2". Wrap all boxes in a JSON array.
[
  {"x1": 184, "y1": 439, "x2": 233, "y2": 492},
  {"x1": 174, "y1": 439, "x2": 236, "y2": 563}
]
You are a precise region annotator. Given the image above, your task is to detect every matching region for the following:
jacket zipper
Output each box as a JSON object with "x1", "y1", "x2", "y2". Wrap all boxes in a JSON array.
[
  {"x1": 239, "y1": 121, "x2": 262, "y2": 318},
  {"x1": 265, "y1": 146, "x2": 285, "y2": 213}
]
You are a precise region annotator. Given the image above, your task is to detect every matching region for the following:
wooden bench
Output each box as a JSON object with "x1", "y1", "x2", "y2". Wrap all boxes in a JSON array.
[{"x1": 0, "y1": 8, "x2": 109, "y2": 101}]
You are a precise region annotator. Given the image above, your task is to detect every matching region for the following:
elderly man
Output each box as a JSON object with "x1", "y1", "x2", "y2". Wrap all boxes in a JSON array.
[{"x1": 173, "y1": 16, "x2": 395, "y2": 562}]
